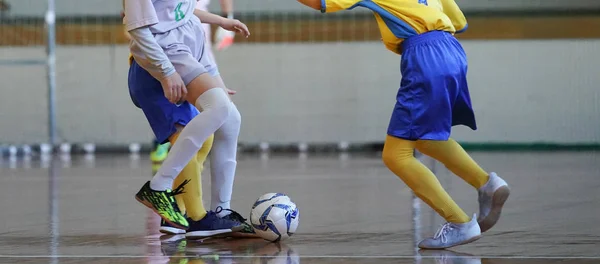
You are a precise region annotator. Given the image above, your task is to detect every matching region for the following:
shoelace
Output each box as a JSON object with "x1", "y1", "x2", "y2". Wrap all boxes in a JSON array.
[
  {"x1": 433, "y1": 223, "x2": 454, "y2": 243},
  {"x1": 204, "y1": 211, "x2": 235, "y2": 226},
  {"x1": 170, "y1": 179, "x2": 190, "y2": 196},
  {"x1": 215, "y1": 206, "x2": 247, "y2": 222}
]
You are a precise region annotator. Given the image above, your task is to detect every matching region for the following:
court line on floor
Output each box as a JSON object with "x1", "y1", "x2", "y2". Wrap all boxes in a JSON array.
[{"x1": 0, "y1": 255, "x2": 599, "y2": 259}]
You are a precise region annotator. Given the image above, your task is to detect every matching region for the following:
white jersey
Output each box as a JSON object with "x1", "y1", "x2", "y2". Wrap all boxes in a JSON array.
[
  {"x1": 195, "y1": 0, "x2": 210, "y2": 11},
  {"x1": 123, "y1": 0, "x2": 197, "y2": 34}
]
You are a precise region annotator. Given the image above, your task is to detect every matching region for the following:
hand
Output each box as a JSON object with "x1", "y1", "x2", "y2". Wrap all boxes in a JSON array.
[
  {"x1": 214, "y1": 27, "x2": 235, "y2": 51},
  {"x1": 219, "y1": 18, "x2": 250, "y2": 38},
  {"x1": 159, "y1": 72, "x2": 188, "y2": 104}
]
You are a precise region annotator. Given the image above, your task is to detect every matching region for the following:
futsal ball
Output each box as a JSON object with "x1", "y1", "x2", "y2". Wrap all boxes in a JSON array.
[{"x1": 250, "y1": 193, "x2": 299, "y2": 242}]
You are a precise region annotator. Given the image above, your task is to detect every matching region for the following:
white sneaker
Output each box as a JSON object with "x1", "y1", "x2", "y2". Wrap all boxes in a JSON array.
[
  {"x1": 418, "y1": 215, "x2": 482, "y2": 249},
  {"x1": 477, "y1": 172, "x2": 510, "y2": 232}
]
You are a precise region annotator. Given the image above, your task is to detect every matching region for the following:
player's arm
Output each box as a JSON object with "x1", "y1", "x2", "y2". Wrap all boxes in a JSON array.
[
  {"x1": 219, "y1": 0, "x2": 233, "y2": 18},
  {"x1": 296, "y1": 0, "x2": 360, "y2": 13},
  {"x1": 193, "y1": 9, "x2": 250, "y2": 37},
  {"x1": 214, "y1": 0, "x2": 236, "y2": 50},
  {"x1": 128, "y1": 28, "x2": 176, "y2": 78},
  {"x1": 440, "y1": 0, "x2": 468, "y2": 33},
  {"x1": 123, "y1": 0, "x2": 175, "y2": 80},
  {"x1": 193, "y1": 9, "x2": 225, "y2": 25}
]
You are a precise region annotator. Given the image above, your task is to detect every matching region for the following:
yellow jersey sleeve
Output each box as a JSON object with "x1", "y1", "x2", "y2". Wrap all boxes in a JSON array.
[
  {"x1": 321, "y1": 0, "x2": 361, "y2": 13},
  {"x1": 440, "y1": 0, "x2": 467, "y2": 33}
]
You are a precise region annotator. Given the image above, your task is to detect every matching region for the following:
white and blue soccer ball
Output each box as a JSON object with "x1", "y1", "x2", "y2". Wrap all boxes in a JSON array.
[{"x1": 250, "y1": 193, "x2": 299, "y2": 242}]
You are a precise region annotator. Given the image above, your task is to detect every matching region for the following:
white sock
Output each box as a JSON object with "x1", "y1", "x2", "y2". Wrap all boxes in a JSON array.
[
  {"x1": 210, "y1": 102, "x2": 241, "y2": 217},
  {"x1": 150, "y1": 88, "x2": 231, "y2": 191}
]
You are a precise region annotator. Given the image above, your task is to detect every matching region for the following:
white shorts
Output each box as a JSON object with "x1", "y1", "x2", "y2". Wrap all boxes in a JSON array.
[{"x1": 154, "y1": 16, "x2": 219, "y2": 85}]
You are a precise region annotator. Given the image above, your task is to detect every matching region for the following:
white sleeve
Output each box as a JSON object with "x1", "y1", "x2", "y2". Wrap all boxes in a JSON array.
[
  {"x1": 129, "y1": 26, "x2": 176, "y2": 80},
  {"x1": 123, "y1": 0, "x2": 159, "y2": 31}
]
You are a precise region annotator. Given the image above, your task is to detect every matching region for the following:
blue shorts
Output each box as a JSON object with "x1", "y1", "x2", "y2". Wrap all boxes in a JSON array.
[
  {"x1": 387, "y1": 31, "x2": 477, "y2": 141},
  {"x1": 128, "y1": 59, "x2": 199, "y2": 144}
]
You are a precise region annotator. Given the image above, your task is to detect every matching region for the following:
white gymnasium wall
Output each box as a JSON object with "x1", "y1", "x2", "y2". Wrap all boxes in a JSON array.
[{"x1": 0, "y1": 40, "x2": 598, "y2": 145}]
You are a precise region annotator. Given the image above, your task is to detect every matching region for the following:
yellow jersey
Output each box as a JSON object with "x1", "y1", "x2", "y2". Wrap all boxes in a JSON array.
[{"x1": 321, "y1": 0, "x2": 467, "y2": 54}]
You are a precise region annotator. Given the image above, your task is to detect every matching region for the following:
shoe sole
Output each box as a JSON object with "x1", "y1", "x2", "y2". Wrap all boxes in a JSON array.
[
  {"x1": 135, "y1": 196, "x2": 189, "y2": 230},
  {"x1": 159, "y1": 226, "x2": 186, "y2": 235},
  {"x1": 186, "y1": 225, "x2": 245, "y2": 240},
  {"x1": 418, "y1": 235, "x2": 483, "y2": 250},
  {"x1": 478, "y1": 185, "x2": 511, "y2": 232},
  {"x1": 159, "y1": 234, "x2": 186, "y2": 243}
]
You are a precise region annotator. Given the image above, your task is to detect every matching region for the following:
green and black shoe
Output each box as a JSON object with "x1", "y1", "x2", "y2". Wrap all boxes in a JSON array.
[
  {"x1": 217, "y1": 207, "x2": 259, "y2": 238},
  {"x1": 135, "y1": 180, "x2": 189, "y2": 230}
]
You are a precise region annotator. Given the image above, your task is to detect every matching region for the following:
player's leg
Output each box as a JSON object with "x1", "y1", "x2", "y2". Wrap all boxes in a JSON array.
[
  {"x1": 412, "y1": 33, "x2": 509, "y2": 233},
  {"x1": 136, "y1": 22, "x2": 241, "y2": 231},
  {"x1": 199, "y1": 22, "x2": 238, "y2": 217},
  {"x1": 167, "y1": 21, "x2": 214, "y2": 224},
  {"x1": 416, "y1": 139, "x2": 489, "y2": 188},
  {"x1": 150, "y1": 139, "x2": 171, "y2": 163},
  {"x1": 382, "y1": 136, "x2": 479, "y2": 249},
  {"x1": 383, "y1": 136, "x2": 470, "y2": 224},
  {"x1": 153, "y1": 110, "x2": 244, "y2": 238},
  {"x1": 181, "y1": 127, "x2": 243, "y2": 239},
  {"x1": 383, "y1": 134, "x2": 480, "y2": 249},
  {"x1": 384, "y1": 31, "x2": 482, "y2": 249},
  {"x1": 197, "y1": 22, "x2": 236, "y2": 216},
  {"x1": 192, "y1": 22, "x2": 256, "y2": 236},
  {"x1": 415, "y1": 139, "x2": 510, "y2": 232},
  {"x1": 176, "y1": 132, "x2": 213, "y2": 222},
  {"x1": 204, "y1": 76, "x2": 257, "y2": 237},
  {"x1": 159, "y1": 128, "x2": 213, "y2": 235},
  {"x1": 139, "y1": 76, "x2": 237, "y2": 230},
  {"x1": 176, "y1": 73, "x2": 245, "y2": 238},
  {"x1": 206, "y1": 75, "x2": 238, "y2": 215},
  {"x1": 186, "y1": 32, "x2": 238, "y2": 217},
  {"x1": 165, "y1": 129, "x2": 239, "y2": 239},
  {"x1": 198, "y1": 21, "x2": 257, "y2": 237},
  {"x1": 129, "y1": 55, "x2": 200, "y2": 229},
  {"x1": 131, "y1": 53, "x2": 241, "y2": 235}
]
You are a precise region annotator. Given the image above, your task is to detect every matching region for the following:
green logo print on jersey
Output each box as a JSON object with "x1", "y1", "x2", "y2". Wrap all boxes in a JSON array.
[{"x1": 174, "y1": 2, "x2": 185, "y2": 21}]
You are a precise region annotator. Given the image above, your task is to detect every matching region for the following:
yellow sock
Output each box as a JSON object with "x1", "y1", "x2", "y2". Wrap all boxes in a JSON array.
[
  {"x1": 382, "y1": 135, "x2": 470, "y2": 223},
  {"x1": 197, "y1": 134, "x2": 213, "y2": 165},
  {"x1": 170, "y1": 133, "x2": 215, "y2": 221},
  {"x1": 416, "y1": 138, "x2": 489, "y2": 189}
]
